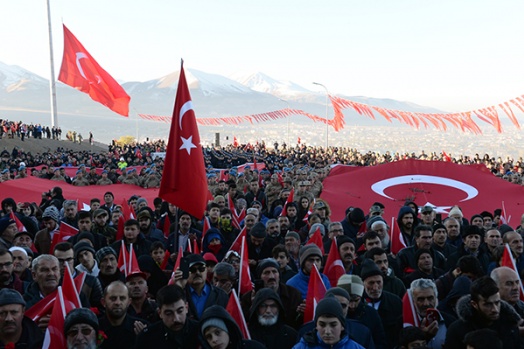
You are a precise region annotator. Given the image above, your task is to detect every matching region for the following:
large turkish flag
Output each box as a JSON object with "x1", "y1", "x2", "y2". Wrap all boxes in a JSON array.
[{"x1": 321, "y1": 159, "x2": 524, "y2": 225}]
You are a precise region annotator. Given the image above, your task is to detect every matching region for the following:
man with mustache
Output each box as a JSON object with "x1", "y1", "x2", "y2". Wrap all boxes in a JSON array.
[
  {"x1": 241, "y1": 258, "x2": 302, "y2": 329},
  {"x1": 23, "y1": 255, "x2": 61, "y2": 309},
  {"x1": 99, "y1": 281, "x2": 147, "y2": 349},
  {"x1": 490, "y1": 266, "x2": 524, "y2": 318},
  {"x1": 135, "y1": 284, "x2": 199, "y2": 349},
  {"x1": 0, "y1": 289, "x2": 43, "y2": 348}
]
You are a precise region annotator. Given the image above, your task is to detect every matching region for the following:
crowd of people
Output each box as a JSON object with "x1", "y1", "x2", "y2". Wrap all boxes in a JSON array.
[{"x1": 0, "y1": 146, "x2": 523, "y2": 348}]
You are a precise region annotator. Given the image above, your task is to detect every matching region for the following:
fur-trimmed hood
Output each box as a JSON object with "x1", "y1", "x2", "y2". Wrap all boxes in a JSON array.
[{"x1": 455, "y1": 294, "x2": 521, "y2": 325}]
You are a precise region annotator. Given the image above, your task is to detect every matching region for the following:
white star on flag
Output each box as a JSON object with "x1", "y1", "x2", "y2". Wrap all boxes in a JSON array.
[{"x1": 179, "y1": 135, "x2": 196, "y2": 155}]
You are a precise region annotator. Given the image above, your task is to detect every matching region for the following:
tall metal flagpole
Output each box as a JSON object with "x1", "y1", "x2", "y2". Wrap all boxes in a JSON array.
[
  {"x1": 46, "y1": 0, "x2": 59, "y2": 127},
  {"x1": 312, "y1": 82, "x2": 329, "y2": 149}
]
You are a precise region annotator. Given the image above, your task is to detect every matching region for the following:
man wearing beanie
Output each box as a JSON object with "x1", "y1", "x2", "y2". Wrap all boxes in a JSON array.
[
  {"x1": 96, "y1": 246, "x2": 125, "y2": 290},
  {"x1": 286, "y1": 244, "x2": 331, "y2": 299},
  {"x1": 445, "y1": 225, "x2": 490, "y2": 273},
  {"x1": 34, "y1": 206, "x2": 60, "y2": 254},
  {"x1": 360, "y1": 258, "x2": 402, "y2": 349},
  {"x1": 397, "y1": 225, "x2": 446, "y2": 276},
  {"x1": 0, "y1": 289, "x2": 43, "y2": 348},
  {"x1": 74, "y1": 241, "x2": 99, "y2": 277},
  {"x1": 0, "y1": 218, "x2": 17, "y2": 249},
  {"x1": 247, "y1": 222, "x2": 274, "y2": 275},
  {"x1": 241, "y1": 258, "x2": 302, "y2": 329},
  {"x1": 293, "y1": 297, "x2": 365, "y2": 349},
  {"x1": 64, "y1": 308, "x2": 99, "y2": 349},
  {"x1": 337, "y1": 274, "x2": 387, "y2": 349},
  {"x1": 431, "y1": 223, "x2": 457, "y2": 258},
  {"x1": 340, "y1": 207, "x2": 366, "y2": 241}
]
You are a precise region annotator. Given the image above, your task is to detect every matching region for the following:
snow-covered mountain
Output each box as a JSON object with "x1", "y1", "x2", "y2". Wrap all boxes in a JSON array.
[
  {"x1": 231, "y1": 72, "x2": 312, "y2": 97},
  {"x1": 0, "y1": 62, "x2": 48, "y2": 92}
]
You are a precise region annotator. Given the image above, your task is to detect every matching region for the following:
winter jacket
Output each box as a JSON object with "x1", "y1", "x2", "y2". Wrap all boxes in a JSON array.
[
  {"x1": 363, "y1": 290, "x2": 402, "y2": 349},
  {"x1": 185, "y1": 283, "x2": 228, "y2": 320},
  {"x1": 198, "y1": 305, "x2": 266, "y2": 349},
  {"x1": 298, "y1": 319, "x2": 375, "y2": 349},
  {"x1": 444, "y1": 295, "x2": 523, "y2": 349},
  {"x1": 347, "y1": 300, "x2": 387, "y2": 349},
  {"x1": 286, "y1": 269, "x2": 331, "y2": 300},
  {"x1": 135, "y1": 317, "x2": 199, "y2": 349},
  {"x1": 292, "y1": 330, "x2": 365, "y2": 349},
  {"x1": 248, "y1": 288, "x2": 298, "y2": 349}
]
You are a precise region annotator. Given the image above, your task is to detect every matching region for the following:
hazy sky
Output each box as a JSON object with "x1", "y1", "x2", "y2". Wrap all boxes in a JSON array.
[{"x1": 2, "y1": 0, "x2": 524, "y2": 111}]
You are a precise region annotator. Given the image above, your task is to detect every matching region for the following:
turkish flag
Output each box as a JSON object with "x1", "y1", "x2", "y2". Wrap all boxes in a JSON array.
[
  {"x1": 159, "y1": 62, "x2": 208, "y2": 219},
  {"x1": 306, "y1": 228, "x2": 325, "y2": 255},
  {"x1": 280, "y1": 187, "x2": 295, "y2": 217},
  {"x1": 58, "y1": 24, "x2": 130, "y2": 116},
  {"x1": 226, "y1": 291, "x2": 251, "y2": 339},
  {"x1": 42, "y1": 288, "x2": 68, "y2": 349},
  {"x1": 238, "y1": 236, "x2": 253, "y2": 296},
  {"x1": 304, "y1": 264, "x2": 327, "y2": 323},
  {"x1": 168, "y1": 246, "x2": 184, "y2": 286},
  {"x1": 501, "y1": 244, "x2": 524, "y2": 301},
  {"x1": 321, "y1": 159, "x2": 524, "y2": 227},
  {"x1": 162, "y1": 215, "x2": 171, "y2": 239},
  {"x1": 50, "y1": 222, "x2": 79, "y2": 253},
  {"x1": 117, "y1": 241, "x2": 128, "y2": 274},
  {"x1": 324, "y1": 238, "x2": 345, "y2": 286},
  {"x1": 233, "y1": 136, "x2": 239, "y2": 147},
  {"x1": 402, "y1": 289, "x2": 420, "y2": 327},
  {"x1": 390, "y1": 217, "x2": 407, "y2": 255},
  {"x1": 229, "y1": 227, "x2": 247, "y2": 255}
]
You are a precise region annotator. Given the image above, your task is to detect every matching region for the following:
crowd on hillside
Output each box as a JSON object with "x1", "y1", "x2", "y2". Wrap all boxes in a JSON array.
[
  {"x1": 0, "y1": 142, "x2": 524, "y2": 348},
  {"x1": 0, "y1": 118, "x2": 94, "y2": 144}
]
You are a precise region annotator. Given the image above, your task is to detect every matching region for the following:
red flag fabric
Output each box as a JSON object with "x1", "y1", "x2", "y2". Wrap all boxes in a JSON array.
[
  {"x1": 25, "y1": 290, "x2": 58, "y2": 322},
  {"x1": 238, "y1": 236, "x2": 253, "y2": 296},
  {"x1": 116, "y1": 214, "x2": 125, "y2": 242},
  {"x1": 280, "y1": 187, "x2": 295, "y2": 217},
  {"x1": 225, "y1": 291, "x2": 251, "y2": 339},
  {"x1": 304, "y1": 264, "x2": 327, "y2": 323},
  {"x1": 501, "y1": 244, "x2": 524, "y2": 301},
  {"x1": 50, "y1": 222, "x2": 78, "y2": 253},
  {"x1": 168, "y1": 246, "x2": 184, "y2": 286},
  {"x1": 320, "y1": 159, "x2": 524, "y2": 225},
  {"x1": 120, "y1": 198, "x2": 136, "y2": 220},
  {"x1": 58, "y1": 24, "x2": 130, "y2": 116},
  {"x1": 162, "y1": 215, "x2": 171, "y2": 239},
  {"x1": 229, "y1": 227, "x2": 247, "y2": 254},
  {"x1": 192, "y1": 239, "x2": 200, "y2": 255},
  {"x1": 9, "y1": 212, "x2": 26, "y2": 232},
  {"x1": 306, "y1": 228, "x2": 325, "y2": 255},
  {"x1": 160, "y1": 250, "x2": 171, "y2": 270},
  {"x1": 62, "y1": 264, "x2": 82, "y2": 309},
  {"x1": 42, "y1": 288, "x2": 68, "y2": 349},
  {"x1": 159, "y1": 62, "x2": 208, "y2": 219},
  {"x1": 402, "y1": 289, "x2": 420, "y2": 327},
  {"x1": 324, "y1": 238, "x2": 345, "y2": 286},
  {"x1": 127, "y1": 245, "x2": 142, "y2": 277},
  {"x1": 202, "y1": 216, "x2": 211, "y2": 242},
  {"x1": 117, "y1": 241, "x2": 128, "y2": 274},
  {"x1": 233, "y1": 136, "x2": 239, "y2": 147},
  {"x1": 390, "y1": 217, "x2": 407, "y2": 255}
]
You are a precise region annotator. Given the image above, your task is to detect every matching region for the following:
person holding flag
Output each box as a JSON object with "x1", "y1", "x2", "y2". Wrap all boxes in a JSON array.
[{"x1": 286, "y1": 244, "x2": 331, "y2": 300}]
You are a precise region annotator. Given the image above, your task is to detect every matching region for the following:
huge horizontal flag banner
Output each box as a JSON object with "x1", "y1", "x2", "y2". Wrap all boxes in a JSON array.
[{"x1": 321, "y1": 159, "x2": 524, "y2": 223}]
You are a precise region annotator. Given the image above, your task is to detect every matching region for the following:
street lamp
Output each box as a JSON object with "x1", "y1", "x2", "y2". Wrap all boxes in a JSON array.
[
  {"x1": 312, "y1": 82, "x2": 329, "y2": 149},
  {"x1": 279, "y1": 98, "x2": 290, "y2": 146}
]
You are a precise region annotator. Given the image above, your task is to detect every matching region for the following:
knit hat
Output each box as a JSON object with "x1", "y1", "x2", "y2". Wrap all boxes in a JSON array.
[
  {"x1": 325, "y1": 287, "x2": 350, "y2": 301},
  {"x1": 285, "y1": 231, "x2": 300, "y2": 241},
  {"x1": 448, "y1": 206, "x2": 463, "y2": 218},
  {"x1": 64, "y1": 308, "x2": 99, "y2": 334},
  {"x1": 432, "y1": 223, "x2": 446, "y2": 232},
  {"x1": 136, "y1": 198, "x2": 148, "y2": 208},
  {"x1": 337, "y1": 274, "x2": 364, "y2": 296},
  {"x1": 0, "y1": 218, "x2": 15, "y2": 233},
  {"x1": 95, "y1": 246, "x2": 117, "y2": 263},
  {"x1": 201, "y1": 318, "x2": 228, "y2": 335},
  {"x1": 74, "y1": 242, "x2": 96, "y2": 260},
  {"x1": 0, "y1": 289, "x2": 25, "y2": 307},
  {"x1": 9, "y1": 246, "x2": 27, "y2": 257},
  {"x1": 366, "y1": 215, "x2": 386, "y2": 229},
  {"x1": 299, "y1": 244, "x2": 322, "y2": 268},
  {"x1": 336, "y1": 236, "x2": 355, "y2": 249},
  {"x1": 314, "y1": 297, "x2": 346, "y2": 328},
  {"x1": 75, "y1": 231, "x2": 95, "y2": 245},
  {"x1": 42, "y1": 206, "x2": 59, "y2": 222},
  {"x1": 250, "y1": 222, "x2": 267, "y2": 238},
  {"x1": 203, "y1": 252, "x2": 218, "y2": 265},
  {"x1": 256, "y1": 258, "x2": 280, "y2": 278},
  {"x1": 349, "y1": 208, "x2": 365, "y2": 224},
  {"x1": 360, "y1": 258, "x2": 383, "y2": 281},
  {"x1": 309, "y1": 223, "x2": 325, "y2": 237},
  {"x1": 470, "y1": 214, "x2": 483, "y2": 224},
  {"x1": 462, "y1": 224, "x2": 484, "y2": 239},
  {"x1": 498, "y1": 224, "x2": 514, "y2": 235},
  {"x1": 414, "y1": 248, "x2": 432, "y2": 264}
]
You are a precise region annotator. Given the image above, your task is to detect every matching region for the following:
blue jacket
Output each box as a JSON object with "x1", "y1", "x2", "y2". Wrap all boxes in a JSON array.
[
  {"x1": 293, "y1": 331, "x2": 365, "y2": 349},
  {"x1": 286, "y1": 268, "x2": 331, "y2": 299}
]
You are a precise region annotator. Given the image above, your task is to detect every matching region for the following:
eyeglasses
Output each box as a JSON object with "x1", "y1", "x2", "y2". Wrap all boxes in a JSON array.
[
  {"x1": 0, "y1": 262, "x2": 12, "y2": 269},
  {"x1": 67, "y1": 327, "x2": 94, "y2": 337},
  {"x1": 189, "y1": 266, "x2": 206, "y2": 273}
]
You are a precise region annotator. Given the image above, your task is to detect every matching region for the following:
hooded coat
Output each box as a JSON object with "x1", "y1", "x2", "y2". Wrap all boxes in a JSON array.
[
  {"x1": 444, "y1": 295, "x2": 523, "y2": 349},
  {"x1": 248, "y1": 288, "x2": 298, "y2": 349},
  {"x1": 198, "y1": 305, "x2": 266, "y2": 349}
]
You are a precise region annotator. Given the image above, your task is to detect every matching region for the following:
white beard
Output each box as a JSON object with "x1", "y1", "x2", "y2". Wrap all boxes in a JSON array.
[{"x1": 258, "y1": 314, "x2": 278, "y2": 326}]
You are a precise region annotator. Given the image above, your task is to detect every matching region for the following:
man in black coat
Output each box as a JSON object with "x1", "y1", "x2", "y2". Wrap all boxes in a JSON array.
[
  {"x1": 444, "y1": 276, "x2": 523, "y2": 349},
  {"x1": 135, "y1": 284, "x2": 199, "y2": 349},
  {"x1": 247, "y1": 288, "x2": 297, "y2": 349}
]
